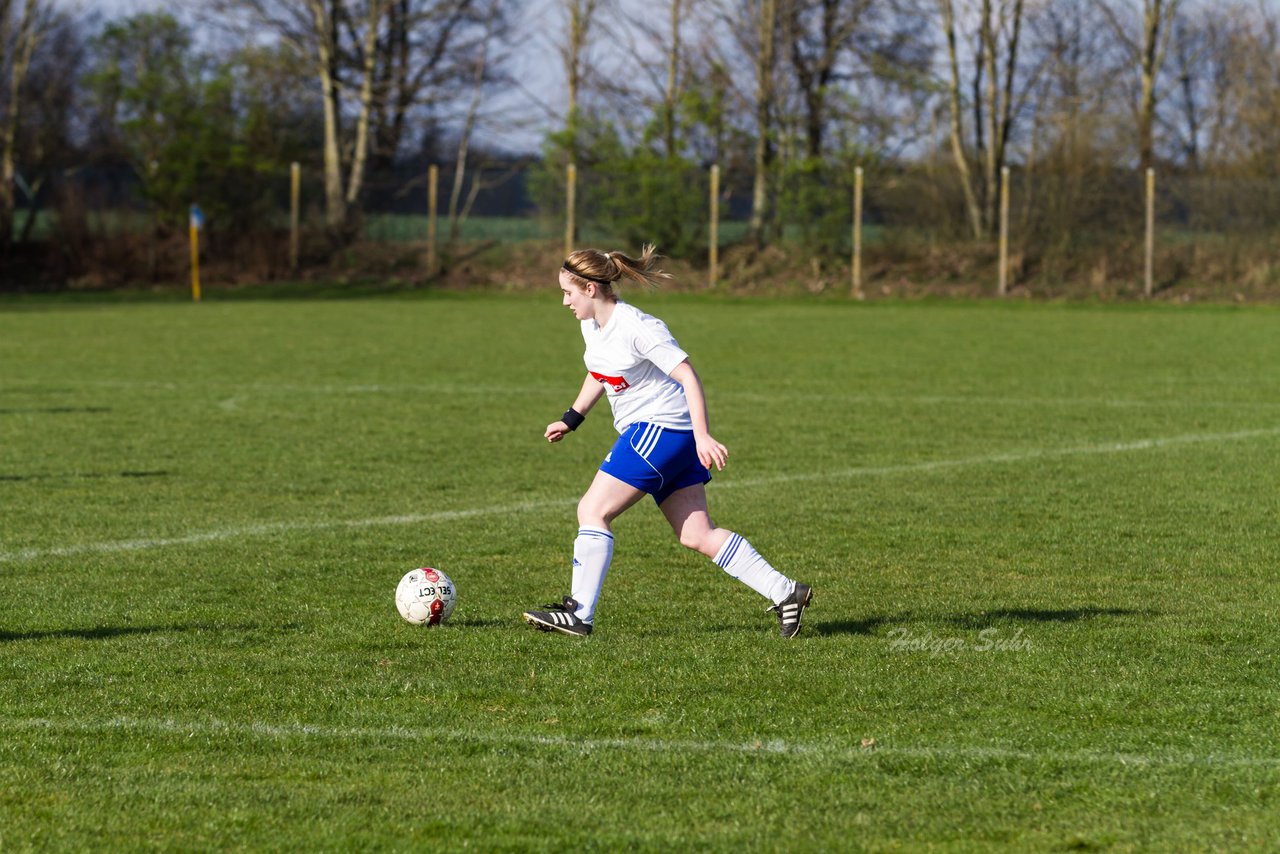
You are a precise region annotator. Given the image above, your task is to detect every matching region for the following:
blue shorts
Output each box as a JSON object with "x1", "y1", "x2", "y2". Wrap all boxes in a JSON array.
[{"x1": 600, "y1": 422, "x2": 711, "y2": 506}]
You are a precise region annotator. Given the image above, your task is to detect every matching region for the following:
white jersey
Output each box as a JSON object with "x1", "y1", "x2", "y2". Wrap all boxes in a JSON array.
[{"x1": 581, "y1": 302, "x2": 692, "y2": 433}]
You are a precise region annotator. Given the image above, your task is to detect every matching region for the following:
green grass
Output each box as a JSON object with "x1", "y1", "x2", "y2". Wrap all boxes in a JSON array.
[{"x1": 1, "y1": 292, "x2": 1278, "y2": 851}]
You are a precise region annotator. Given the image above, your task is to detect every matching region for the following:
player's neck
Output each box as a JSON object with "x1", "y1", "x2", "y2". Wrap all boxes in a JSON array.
[{"x1": 594, "y1": 299, "x2": 617, "y2": 328}]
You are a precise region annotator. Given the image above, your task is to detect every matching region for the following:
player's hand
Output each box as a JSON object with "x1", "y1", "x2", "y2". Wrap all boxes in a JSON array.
[
  {"x1": 695, "y1": 433, "x2": 728, "y2": 471},
  {"x1": 545, "y1": 421, "x2": 570, "y2": 443}
]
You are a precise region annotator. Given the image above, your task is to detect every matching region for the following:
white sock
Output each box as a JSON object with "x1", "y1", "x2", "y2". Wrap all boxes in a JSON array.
[
  {"x1": 713, "y1": 532, "x2": 795, "y2": 605},
  {"x1": 571, "y1": 526, "x2": 614, "y2": 623}
]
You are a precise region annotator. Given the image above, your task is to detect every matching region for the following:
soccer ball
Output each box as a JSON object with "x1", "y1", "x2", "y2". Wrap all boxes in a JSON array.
[{"x1": 395, "y1": 567, "x2": 457, "y2": 626}]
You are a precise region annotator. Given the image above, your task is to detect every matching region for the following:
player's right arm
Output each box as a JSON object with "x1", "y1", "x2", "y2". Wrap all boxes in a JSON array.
[{"x1": 545, "y1": 373, "x2": 605, "y2": 442}]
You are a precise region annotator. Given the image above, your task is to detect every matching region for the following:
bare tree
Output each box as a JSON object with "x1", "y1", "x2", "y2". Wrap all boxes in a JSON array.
[
  {"x1": 782, "y1": 0, "x2": 872, "y2": 159},
  {"x1": 207, "y1": 0, "x2": 393, "y2": 233},
  {"x1": 8, "y1": 7, "x2": 78, "y2": 244},
  {"x1": 607, "y1": 0, "x2": 698, "y2": 158},
  {"x1": 1161, "y1": 3, "x2": 1267, "y2": 172},
  {"x1": 1028, "y1": 0, "x2": 1112, "y2": 164},
  {"x1": 938, "y1": 0, "x2": 1030, "y2": 238},
  {"x1": 661, "y1": 0, "x2": 684, "y2": 157},
  {"x1": 1205, "y1": 2, "x2": 1280, "y2": 174},
  {"x1": 748, "y1": 0, "x2": 777, "y2": 244},
  {"x1": 1092, "y1": 0, "x2": 1182, "y2": 172},
  {"x1": 672, "y1": 30, "x2": 739, "y2": 168},
  {"x1": 1019, "y1": 0, "x2": 1116, "y2": 235},
  {"x1": 939, "y1": 0, "x2": 983, "y2": 237},
  {"x1": 559, "y1": 0, "x2": 601, "y2": 161},
  {"x1": 371, "y1": 0, "x2": 495, "y2": 172},
  {"x1": 445, "y1": 0, "x2": 505, "y2": 244},
  {"x1": 1, "y1": 0, "x2": 43, "y2": 251},
  {"x1": 777, "y1": 0, "x2": 934, "y2": 159}
]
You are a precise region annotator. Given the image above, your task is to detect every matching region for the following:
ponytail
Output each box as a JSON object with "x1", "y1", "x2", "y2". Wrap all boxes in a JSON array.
[{"x1": 562, "y1": 244, "x2": 671, "y2": 299}]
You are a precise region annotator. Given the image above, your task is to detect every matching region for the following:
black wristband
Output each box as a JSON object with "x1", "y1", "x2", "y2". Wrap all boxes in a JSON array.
[{"x1": 562, "y1": 408, "x2": 585, "y2": 431}]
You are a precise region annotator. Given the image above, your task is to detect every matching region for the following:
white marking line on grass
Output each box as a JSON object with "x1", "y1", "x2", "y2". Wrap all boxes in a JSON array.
[
  {"x1": 715, "y1": 426, "x2": 1280, "y2": 489},
  {"x1": 25, "y1": 379, "x2": 1280, "y2": 410},
  {"x1": 3, "y1": 426, "x2": 1279, "y2": 564},
  {"x1": 6, "y1": 715, "x2": 1278, "y2": 770},
  {"x1": 723, "y1": 390, "x2": 1280, "y2": 410},
  {"x1": 0, "y1": 500, "x2": 568, "y2": 564},
  {"x1": 61, "y1": 379, "x2": 565, "y2": 397}
]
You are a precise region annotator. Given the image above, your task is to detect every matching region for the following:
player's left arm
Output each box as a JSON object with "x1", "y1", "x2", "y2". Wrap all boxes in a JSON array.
[{"x1": 669, "y1": 359, "x2": 728, "y2": 471}]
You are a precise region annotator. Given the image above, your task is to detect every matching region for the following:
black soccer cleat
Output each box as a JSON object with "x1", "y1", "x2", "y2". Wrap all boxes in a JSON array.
[
  {"x1": 523, "y1": 596, "x2": 593, "y2": 637},
  {"x1": 767, "y1": 582, "x2": 813, "y2": 639}
]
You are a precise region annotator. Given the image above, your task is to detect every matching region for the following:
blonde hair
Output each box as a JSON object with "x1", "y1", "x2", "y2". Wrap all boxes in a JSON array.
[{"x1": 562, "y1": 244, "x2": 671, "y2": 300}]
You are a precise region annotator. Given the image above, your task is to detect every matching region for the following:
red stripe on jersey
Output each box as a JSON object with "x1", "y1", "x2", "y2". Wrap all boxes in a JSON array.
[{"x1": 590, "y1": 371, "x2": 631, "y2": 392}]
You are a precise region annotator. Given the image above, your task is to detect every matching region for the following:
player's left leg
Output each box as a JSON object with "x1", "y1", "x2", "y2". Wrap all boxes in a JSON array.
[
  {"x1": 657, "y1": 482, "x2": 730, "y2": 558},
  {"x1": 659, "y1": 484, "x2": 813, "y2": 638}
]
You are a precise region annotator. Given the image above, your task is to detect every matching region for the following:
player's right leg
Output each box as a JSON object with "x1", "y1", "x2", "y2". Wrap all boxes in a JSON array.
[{"x1": 523, "y1": 470, "x2": 645, "y2": 637}]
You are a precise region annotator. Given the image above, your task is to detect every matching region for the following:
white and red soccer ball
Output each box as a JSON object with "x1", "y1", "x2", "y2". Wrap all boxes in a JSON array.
[{"x1": 395, "y1": 567, "x2": 457, "y2": 626}]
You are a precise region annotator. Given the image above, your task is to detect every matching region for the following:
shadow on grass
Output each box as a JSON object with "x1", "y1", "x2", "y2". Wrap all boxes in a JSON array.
[
  {"x1": 446, "y1": 617, "x2": 512, "y2": 630},
  {"x1": 0, "y1": 469, "x2": 169, "y2": 482},
  {"x1": 0, "y1": 279, "x2": 455, "y2": 308},
  {"x1": 0, "y1": 406, "x2": 113, "y2": 415},
  {"x1": 0, "y1": 622, "x2": 300, "y2": 643},
  {"x1": 941, "y1": 607, "x2": 1157, "y2": 629},
  {"x1": 811, "y1": 614, "x2": 909, "y2": 636},
  {"x1": 812, "y1": 607, "x2": 1156, "y2": 637}
]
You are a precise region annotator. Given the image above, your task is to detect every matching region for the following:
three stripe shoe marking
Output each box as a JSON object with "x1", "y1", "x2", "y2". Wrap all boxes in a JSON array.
[
  {"x1": 777, "y1": 602, "x2": 802, "y2": 637},
  {"x1": 770, "y1": 583, "x2": 813, "y2": 639},
  {"x1": 522, "y1": 603, "x2": 593, "y2": 637}
]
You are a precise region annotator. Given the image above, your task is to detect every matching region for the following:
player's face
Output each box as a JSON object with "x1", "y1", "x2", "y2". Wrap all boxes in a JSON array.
[{"x1": 560, "y1": 272, "x2": 595, "y2": 320}]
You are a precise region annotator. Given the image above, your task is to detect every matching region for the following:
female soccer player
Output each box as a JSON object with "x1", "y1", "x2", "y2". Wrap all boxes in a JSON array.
[{"x1": 522, "y1": 245, "x2": 813, "y2": 639}]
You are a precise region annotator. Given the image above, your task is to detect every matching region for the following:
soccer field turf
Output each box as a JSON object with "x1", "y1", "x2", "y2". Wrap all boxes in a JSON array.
[{"x1": 1, "y1": 292, "x2": 1278, "y2": 850}]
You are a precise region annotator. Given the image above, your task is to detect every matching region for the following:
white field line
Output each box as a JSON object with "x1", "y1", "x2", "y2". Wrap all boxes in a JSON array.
[
  {"x1": 18, "y1": 378, "x2": 1280, "y2": 410},
  {"x1": 5, "y1": 715, "x2": 1278, "y2": 770},
  {"x1": 713, "y1": 426, "x2": 1280, "y2": 489},
  {"x1": 0, "y1": 500, "x2": 567, "y2": 563},
  {"x1": 48, "y1": 378, "x2": 566, "y2": 397},
  {"x1": 728, "y1": 391, "x2": 1280, "y2": 410},
  {"x1": 3, "y1": 426, "x2": 1279, "y2": 565}
]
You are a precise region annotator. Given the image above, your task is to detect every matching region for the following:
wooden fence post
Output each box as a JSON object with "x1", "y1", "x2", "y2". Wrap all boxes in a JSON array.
[
  {"x1": 427, "y1": 164, "x2": 439, "y2": 275},
  {"x1": 1144, "y1": 167, "x2": 1155, "y2": 298},
  {"x1": 709, "y1": 164, "x2": 720, "y2": 289},
  {"x1": 565, "y1": 163, "x2": 577, "y2": 257},
  {"x1": 851, "y1": 166, "x2": 864, "y2": 299},
  {"x1": 998, "y1": 165, "x2": 1010, "y2": 297},
  {"x1": 289, "y1": 162, "x2": 300, "y2": 272}
]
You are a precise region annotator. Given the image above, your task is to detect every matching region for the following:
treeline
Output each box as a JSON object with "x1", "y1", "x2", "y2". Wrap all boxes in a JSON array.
[{"x1": 2, "y1": 0, "x2": 1279, "y2": 292}]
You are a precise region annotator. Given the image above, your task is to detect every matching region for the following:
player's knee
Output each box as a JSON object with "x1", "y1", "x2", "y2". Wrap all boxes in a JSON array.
[
  {"x1": 677, "y1": 530, "x2": 702, "y2": 552},
  {"x1": 577, "y1": 497, "x2": 608, "y2": 528},
  {"x1": 677, "y1": 528, "x2": 716, "y2": 556}
]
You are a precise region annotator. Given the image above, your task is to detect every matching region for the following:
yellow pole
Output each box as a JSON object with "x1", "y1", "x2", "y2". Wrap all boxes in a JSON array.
[
  {"x1": 851, "y1": 166, "x2": 864, "y2": 299},
  {"x1": 427, "y1": 164, "x2": 439, "y2": 275},
  {"x1": 998, "y1": 165, "x2": 1010, "y2": 297},
  {"x1": 565, "y1": 162, "x2": 577, "y2": 257},
  {"x1": 189, "y1": 205, "x2": 201, "y2": 302},
  {"x1": 289, "y1": 162, "x2": 300, "y2": 272},
  {"x1": 709, "y1": 164, "x2": 719, "y2": 289}
]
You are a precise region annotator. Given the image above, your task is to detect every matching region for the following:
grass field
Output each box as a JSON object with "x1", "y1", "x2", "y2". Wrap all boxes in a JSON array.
[{"x1": 2, "y1": 291, "x2": 1278, "y2": 851}]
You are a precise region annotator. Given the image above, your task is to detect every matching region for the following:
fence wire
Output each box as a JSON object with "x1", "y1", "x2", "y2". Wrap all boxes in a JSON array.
[{"x1": 11, "y1": 158, "x2": 1280, "y2": 294}]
